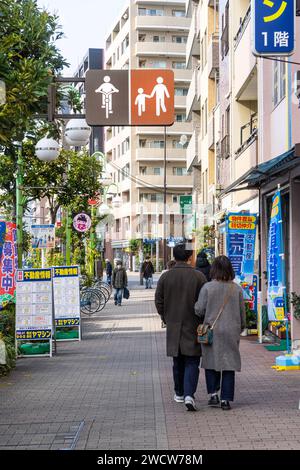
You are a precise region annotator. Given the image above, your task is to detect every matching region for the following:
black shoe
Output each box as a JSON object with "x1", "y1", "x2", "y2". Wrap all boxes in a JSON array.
[
  {"x1": 221, "y1": 400, "x2": 231, "y2": 410},
  {"x1": 208, "y1": 395, "x2": 220, "y2": 407}
]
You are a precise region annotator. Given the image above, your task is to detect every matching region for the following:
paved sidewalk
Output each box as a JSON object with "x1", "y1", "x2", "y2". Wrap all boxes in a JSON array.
[{"x1": 0, "y1": 281, "x2": 299, "y2": 450}]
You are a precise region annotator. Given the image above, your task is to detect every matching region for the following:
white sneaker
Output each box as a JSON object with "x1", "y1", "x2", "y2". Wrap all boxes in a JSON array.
[
  {"x1": 185, "y1": 396, "x2": 197, "y2": 411},
  {"x1": 174, "y1": 394, "x2": 184, "y2": 403}
]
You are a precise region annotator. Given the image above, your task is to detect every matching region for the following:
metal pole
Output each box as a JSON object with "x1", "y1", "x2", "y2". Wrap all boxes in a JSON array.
[
  {"x1": 89, "y1": 205, "x2": 96, "y2": 276},
  {"x1": 163, "y1": 126, "x2": 167, "y2": 268},
  {"x1": 16, "y1": 149, "x2": 24, "y2": 269},
  {"x1": 65, "y1": 208, "x2": 71, "y2": 266}
]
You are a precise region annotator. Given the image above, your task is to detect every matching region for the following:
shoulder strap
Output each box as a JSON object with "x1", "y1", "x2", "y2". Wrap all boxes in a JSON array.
[{"x1": 211, "y1": 283, "x2": 234, "y2": 330}]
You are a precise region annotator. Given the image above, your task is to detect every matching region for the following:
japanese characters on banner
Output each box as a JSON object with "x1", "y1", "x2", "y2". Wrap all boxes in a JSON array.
[
  {"x1": 226, "y1": 213, "x2": 258, "y2": 311},
  {"x1": 53, "y1": 266, "x2": 81, "y2": 341},
  {"x1": 0, "y1": 222, "x2": 17, "y2": 309},
  {"x1": 16, "y1": 269, "x2": 53, "y2": 357},
  {"x1": 267, "y1": 191, "x2": 286, "y2": 321}
]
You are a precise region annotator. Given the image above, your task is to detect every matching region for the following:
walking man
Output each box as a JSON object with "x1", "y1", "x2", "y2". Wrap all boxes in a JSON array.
[
  {"x1": 112, "y1": 260, "x2": 128, "y2": 306},
  {"x1": 155, "y1": 244, "x2": 206, "y2": 411},
  {"x1": 105, "y1": 259, "x2": 113, "y2": 286},
  {"x1": 141, "y1": 256, "x2": 155, "y2": 289},
  {"x1": 150, "y1": 77, "x2": 170, "y2": 116}
]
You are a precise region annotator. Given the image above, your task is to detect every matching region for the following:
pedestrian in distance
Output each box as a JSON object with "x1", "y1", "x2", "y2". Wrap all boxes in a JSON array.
[
  {"x1": 195, "y1": 249, "x2": 211, "y2": 282},
  {"x1": 155, "y1": 244, "x2": 206, "y2": 411},
  {"x1": 105, "y1": 258, "x2": 113, "y2": 286},
  {"x1": 194, "y1": 256, "x2": 246, "y2": 411},
  {"x1": 141, "y1": 256, "x2": 155, "y2": 289},
  {"x1": 112, "y1": 260, "x2": 128, "y2": 307}
]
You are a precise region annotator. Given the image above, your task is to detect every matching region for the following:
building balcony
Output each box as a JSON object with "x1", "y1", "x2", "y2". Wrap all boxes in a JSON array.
[
  {"x1": 186, "y1": 130, "x2": 199, "y2": 171},
  {"x1": 135, "y1": 14, "x2": 190, "y2": 32},
  {"x1": 235, "y1": 135, "x2": 257, "y2": 181},
  {"x1": 233, "y1": 7, "x2": 257, "y2": 100},
  {"x1": 110, "y1": 202, "x2": 131, "y2": 219},
  {"x1": 135, "y1": 41, "x2": 186, "y2": 57},
  {"x1": 109, "y1": 230, "x2": 131, "y2": 242},
  {"x1": 135, "y1": 174, "x2": 193, "y2": 188},
  {"x1": 135, "y1": 202, "x2": 182, "y2": 215},
  {"x1": 235, "y1": 114, "x2": 258, "y2": 159},
  {"x1": 136, "y1": 147, "x2": 186, "y2": 161},
  {"x1": 207, "y1": 34, "x2": 219, "y2": 79},
  {"x1": 175, "y1": 95, "x2": 187, "y2": 108},
  {"x1": 207, "y1": 113, "x2": 215, "y2": 150},
  {"x1": 186, "y1": 10, "x2": 200, "y2": 68},
  {"x1": 174, "y1": 68, "x2": 192, "y2": 83},
  {"x1": 186, "y1": 69, "x2": 200, "y2": 120},
  {"x1": 136, "y1": 121, "x2": 192, "y2": 135}
]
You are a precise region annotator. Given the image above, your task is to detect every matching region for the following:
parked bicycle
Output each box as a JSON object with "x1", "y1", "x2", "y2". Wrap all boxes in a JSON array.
[{"x1": 80, "y1": 277, "x2": 112, "y2": 315}]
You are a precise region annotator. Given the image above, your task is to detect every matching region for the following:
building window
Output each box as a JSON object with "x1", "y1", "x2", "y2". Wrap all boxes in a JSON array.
[
  {"x1": 175, "y1": 87, "x2": 188, "y2": 96},
  {"x1": 147, "y1": 60, "x2": 167, "y2": 68},
  {"x1": 153, "y1": 167, "x2": 162, "y2": 175},
  {"x1": 153, "y1": 35, "x2": 165, "y2": 42},
  {"x1": 172, "y1": 140, "x2": 182, "y2": 148},
  {"x1": 273, "y1": 60, "x2": 286, "y2": 107},
  {"x1": 172, "y1": 195, "x2": 179, "y2": 203},
  {"x1": 172, "y1": 10, "x2": 185, "y2": 17},
  {"x1": 138, "y1": 8, "x2": 164, "y2": 16},
  {"x1": 172, "y1": 61, "x2": 186, "y2": 69},
  {"x1": 175, "y1": 113, "x2": 186, "y2": 122},
  {"x1": 150, "y1": 140, "x2": 164, "y2": 148},
  {"x1": 172, "y1": 36, "x2": 187, "y2": 44},
  {"x1": 173, "y1": 167, "x2": 187, "y2": 176}
]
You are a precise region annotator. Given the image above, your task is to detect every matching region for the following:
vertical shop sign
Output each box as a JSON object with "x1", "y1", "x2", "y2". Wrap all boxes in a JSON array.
[
  {"x1": 0, "y1": 222, "x2": 17, "y2": 309},
  {"x1": 16, "y1": 268, "x2": 53, "y2": 357},
  {"x1": 226, "y1": 213, "x2": 258, "y2": 311},
  {"x1": 53, "y1": 266, "x2": 81, "y2": 341},
  {"x1": 267, "y1": 191, "x2": 286, "y2": 321}
]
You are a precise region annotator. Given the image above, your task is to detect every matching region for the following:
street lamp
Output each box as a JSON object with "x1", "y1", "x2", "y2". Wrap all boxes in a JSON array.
[
  {"x1": 16, "y1": 138, "x2": 61, "y2": 268},
  {"x1": 64, "y1": 118, "x2": 91, "y2": 146}
]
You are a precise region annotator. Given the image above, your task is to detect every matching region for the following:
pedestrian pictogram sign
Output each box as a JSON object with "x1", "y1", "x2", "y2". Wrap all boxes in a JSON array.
[
  {"x1": 86, "y1": 70, "x2": 174, "y2": 126},
  {"x1": 252, "y1": 0, "x2": 295, "y2": 56}
]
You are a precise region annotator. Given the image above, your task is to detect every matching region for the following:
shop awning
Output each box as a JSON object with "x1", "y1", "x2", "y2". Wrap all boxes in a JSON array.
[{"x1": 220, "y1": 146, "x2": 300, "y2": 197}]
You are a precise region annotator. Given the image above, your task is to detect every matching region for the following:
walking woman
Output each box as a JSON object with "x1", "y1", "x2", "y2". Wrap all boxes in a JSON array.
[{"x1": 194, "y1": 256, "x2": 246, "y2": 410}]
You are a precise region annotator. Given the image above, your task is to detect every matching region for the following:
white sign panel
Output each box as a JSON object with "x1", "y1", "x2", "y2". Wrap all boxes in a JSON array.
[
  {"x1": 31, "y1": 225, "x2": 55, "y2": 249},
  {"x1": 16, "y1": 269, "x2": 53, "y2": 356}
]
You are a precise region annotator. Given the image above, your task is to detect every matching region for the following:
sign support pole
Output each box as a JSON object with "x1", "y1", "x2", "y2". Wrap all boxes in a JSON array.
[
  {"x1": 16, "y1": 148, "x2": 24, "y2": 269},
  {"x1": 163, "y1": 126, "x2": 167, "y2": 268}
]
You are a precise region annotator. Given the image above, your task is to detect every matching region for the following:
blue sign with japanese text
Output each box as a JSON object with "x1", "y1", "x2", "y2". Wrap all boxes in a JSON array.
[
  {"x1": 252, "y1": 0, "x2": 295, "y2": 56},
  {"x1": 226, "y1": 213, "x2": 257, "y2": 277},
  {"x1": 267, "y1": 191, "x2": 286, "y2": 321}
]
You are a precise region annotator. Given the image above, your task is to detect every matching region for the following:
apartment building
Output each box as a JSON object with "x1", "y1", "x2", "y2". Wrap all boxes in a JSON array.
[
  {"x1": 73, "y1": 48, "x2": 104, "y2": 155},
  {"x1": 104, "y1": 0, "x2": 193, "y2": 265},
  {"x1": 187, "y1": 0, "x2": 300, "y2": 349},
  {"x1": 186, "y1": 0, "x2": 219, "y2": 236}
]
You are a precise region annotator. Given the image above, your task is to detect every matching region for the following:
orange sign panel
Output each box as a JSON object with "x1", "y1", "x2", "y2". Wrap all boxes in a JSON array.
[{"x1": 130, "y1": 70, "x2": 174, "y2": 126}]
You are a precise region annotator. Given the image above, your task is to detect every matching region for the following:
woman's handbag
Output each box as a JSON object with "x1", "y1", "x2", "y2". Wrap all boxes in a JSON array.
[
  {"x1": 123, "y1": 286, "x2": 130, "y2": 299},
  {"x1": 197, "y1": 284, "x2": 234, "y2": 345}
]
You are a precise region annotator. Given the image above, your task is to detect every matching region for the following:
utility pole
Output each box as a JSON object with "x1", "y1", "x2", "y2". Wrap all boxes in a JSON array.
[{"x1": 16, "y1": 147, "x2": 24, "y2": 269}]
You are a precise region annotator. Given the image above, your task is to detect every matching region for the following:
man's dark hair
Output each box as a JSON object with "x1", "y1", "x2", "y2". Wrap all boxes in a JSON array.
[
  {"x1": 173, "y1": 243, "x2": 193, "y2": 262},
  {"x1": 210, "y1": 255, "x2": 235, "y2": 281}
]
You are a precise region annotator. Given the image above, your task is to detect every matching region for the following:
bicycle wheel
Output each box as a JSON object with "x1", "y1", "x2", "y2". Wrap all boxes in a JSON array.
[
  {"x1": 80, "y1": 288, "x2": 101, "y2": 315},
  {"x1": 95, "y1": 291, "x2": 107, "y2": 312}
]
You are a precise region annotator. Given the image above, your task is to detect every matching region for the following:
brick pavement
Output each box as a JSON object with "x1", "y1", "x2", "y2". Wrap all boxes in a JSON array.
[{"x1": 0, "y1": 276, "x2": 299, "y2": 450}]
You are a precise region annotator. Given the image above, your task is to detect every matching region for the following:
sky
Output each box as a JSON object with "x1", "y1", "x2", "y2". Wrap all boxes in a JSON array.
[{"x1": 37, "y1": 0, "x2": 126, "y2": 75}]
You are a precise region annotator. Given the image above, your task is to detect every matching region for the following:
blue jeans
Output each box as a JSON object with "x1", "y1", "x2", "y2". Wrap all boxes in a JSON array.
[
  {"x1": 145, "y1": 277, "x2": 152, "y2": 288},
  {"x1": 173, "y1": 351, "x2": 200, "y2": 398},
  {"x1": 106, "y1": 274, "x2": 112, "y2": 285},
  {"x1": 205, "y1": 369, "x2": 235, "y2": 401},
  {"x1": 114, "y1": 288, "x2": 123, "y2": 305}
]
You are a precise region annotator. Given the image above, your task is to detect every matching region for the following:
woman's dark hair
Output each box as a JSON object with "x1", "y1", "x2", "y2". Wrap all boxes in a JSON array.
[
  {"x1": 210, "y1": 255, "x2": 235, "y2": 281},
  {"x1": 173, "y1": 243, "x2": 193, "y2": 262},
  {"x1": 167, "y1": 259, "x2": 176, "y2": 270}
]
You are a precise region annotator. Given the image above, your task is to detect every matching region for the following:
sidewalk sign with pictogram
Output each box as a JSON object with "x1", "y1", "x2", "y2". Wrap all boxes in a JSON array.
[{"x1": 86, "y1": 69, "x2": 174, "y2": 126}]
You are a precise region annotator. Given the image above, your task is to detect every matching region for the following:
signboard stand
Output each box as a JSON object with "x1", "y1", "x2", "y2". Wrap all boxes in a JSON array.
[
  {"x1": 16, "y1": 268, "x2": 53, "y2": 358},
  {"x1": 53, "y1": 266, "x2": 81, "y2": 342}
]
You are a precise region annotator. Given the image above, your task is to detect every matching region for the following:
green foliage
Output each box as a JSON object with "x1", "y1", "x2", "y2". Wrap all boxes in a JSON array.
[
  {"x1": 0, "y1": 303, "x2": 16, "y2": 376},
  {"x1": 129, "y1": 239, "x2": 141, "y2": 254},
  {"x1": 194, "y1": 225, "x2": 215, "y2": 255},
  {"x1": 245, "y1": 302, "x2": 257, "y2": 328},
  {"x1": 0, "y1": 0, "x2": 67, "y2": 145}
]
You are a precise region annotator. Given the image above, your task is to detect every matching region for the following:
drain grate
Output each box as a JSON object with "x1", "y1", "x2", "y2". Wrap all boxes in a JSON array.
[{"x1": 0, "y1": 420, "x2": 85, "y2": 450}]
